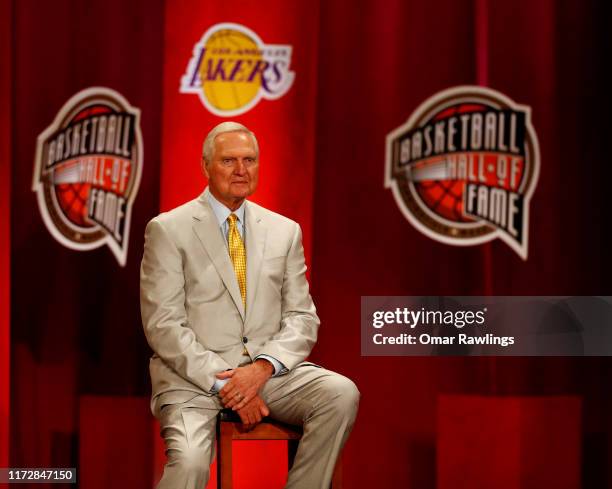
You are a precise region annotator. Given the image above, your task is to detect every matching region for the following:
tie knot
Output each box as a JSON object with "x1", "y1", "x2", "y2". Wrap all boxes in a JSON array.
[{"x1": 228, "y1": 213, "x2": 238, "y2": 226}]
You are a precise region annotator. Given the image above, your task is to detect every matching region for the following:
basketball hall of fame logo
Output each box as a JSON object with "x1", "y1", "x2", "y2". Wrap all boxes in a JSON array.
[
  {"x1": 180, "y1": 23, "x2": 295, "y2": 116},
  {"x1": 385, "y1": 86, "x2": 540, "y2": 259},
  {"x1": 32, "y1": 87, "x2": 143, "y2": 266}
]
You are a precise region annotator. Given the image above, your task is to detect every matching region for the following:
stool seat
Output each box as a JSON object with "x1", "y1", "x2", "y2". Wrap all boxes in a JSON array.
[
  {"x1": 217, "y1": 408, "x2": 241, "y2": 422},
  {"x1": 216, "y1": 408, "x2": 342, "y2": 488},
  {"x1": 218, "y1": 408, "x2": 282, "y2": 425}
]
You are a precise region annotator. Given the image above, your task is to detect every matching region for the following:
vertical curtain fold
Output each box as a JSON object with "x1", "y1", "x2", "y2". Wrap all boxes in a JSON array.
[{"x1": 0, "y1": 0, "x2": 12, "y2": 468}]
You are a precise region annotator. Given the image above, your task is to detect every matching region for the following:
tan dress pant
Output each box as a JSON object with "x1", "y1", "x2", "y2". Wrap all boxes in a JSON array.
[{"x1": 155, "y1": 365, "x2": 360, "y2": 489}]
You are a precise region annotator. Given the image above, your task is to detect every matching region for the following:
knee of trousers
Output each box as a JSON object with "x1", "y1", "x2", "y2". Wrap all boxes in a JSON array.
[
  {"x1": 170, "y1": 446, "x2": 212, "y2": 480},
  {"x1": 322, "y1": 375, "x2": 360, "y2": 423}
]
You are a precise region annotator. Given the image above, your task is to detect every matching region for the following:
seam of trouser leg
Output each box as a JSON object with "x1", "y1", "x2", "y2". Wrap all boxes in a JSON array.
[{"x1": 179, "y1": 407, "x2": 190, "y2": 448}]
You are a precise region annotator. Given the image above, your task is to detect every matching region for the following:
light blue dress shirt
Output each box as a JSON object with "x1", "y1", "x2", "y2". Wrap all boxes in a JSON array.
[
  {"x1": 207, "y1": 190, "x2": 246, "y2": 242},
  {"x1": 207, "y1": 191, "x2": 286, "y2": 393}
]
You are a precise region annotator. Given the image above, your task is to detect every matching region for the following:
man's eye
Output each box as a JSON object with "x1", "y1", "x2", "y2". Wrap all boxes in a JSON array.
[{"x1": 222, "y1": 159, "x2": 233, "y2": 165}]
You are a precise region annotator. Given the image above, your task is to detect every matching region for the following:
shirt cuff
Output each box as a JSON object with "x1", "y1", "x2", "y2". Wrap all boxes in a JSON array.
[
  {"x1": 210, "y1": 377, "x2": 230, "y2": 393},
  {"x1": 254, "y1": 354, "x2": 287, "y2": 377}
]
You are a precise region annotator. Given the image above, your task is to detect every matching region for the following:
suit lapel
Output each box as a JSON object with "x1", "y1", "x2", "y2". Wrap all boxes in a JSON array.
[
  {"x1": 245, "y1": 202, "x2": 267, "y2": 324},
  {"x1": 192, "y1": 191, "x2": 245, "y2": 321}
]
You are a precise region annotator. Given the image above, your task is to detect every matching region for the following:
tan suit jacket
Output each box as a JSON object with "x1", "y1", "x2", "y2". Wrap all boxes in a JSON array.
[{"x1": 140, "y1": 188, "x2": 319, "y2": 416}]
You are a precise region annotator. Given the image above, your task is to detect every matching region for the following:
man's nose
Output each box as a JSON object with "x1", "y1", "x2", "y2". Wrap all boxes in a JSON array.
[{"x1": 234, "y1": 159, "x2": 247, "y2": 174}]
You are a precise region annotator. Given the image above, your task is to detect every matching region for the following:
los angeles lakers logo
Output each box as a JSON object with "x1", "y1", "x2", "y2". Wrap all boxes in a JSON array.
[
  {"x1": 180, "y1": 23, "x2": 295, "y2": 116},
  {"x1": 385, "y1": 86, "x2": 540, "y2": 259},
  {"x1": 32, "y1": 87, "x2": 143, "y2": 266}
]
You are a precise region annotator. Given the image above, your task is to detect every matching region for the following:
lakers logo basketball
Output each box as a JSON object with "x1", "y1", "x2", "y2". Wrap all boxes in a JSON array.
[
  {"x1": 32, "y1": 87, "x2": 143, "y2": 266},
  {"x1": 180, "y1": 23, "x2": 295, "y2": 116},
  {"x1": 385, "y1": 86, "x2": 540, "y2": 259}
]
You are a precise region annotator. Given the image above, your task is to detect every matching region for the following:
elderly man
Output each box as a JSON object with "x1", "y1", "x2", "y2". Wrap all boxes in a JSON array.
[{"x1": 140, "y1": 121, "x2": 359, "y2": 489}]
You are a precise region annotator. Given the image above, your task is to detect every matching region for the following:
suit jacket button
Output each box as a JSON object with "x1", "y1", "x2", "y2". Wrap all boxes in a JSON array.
[{"x1": 242, "y1": 336, "x2": 248, "y2": 343}]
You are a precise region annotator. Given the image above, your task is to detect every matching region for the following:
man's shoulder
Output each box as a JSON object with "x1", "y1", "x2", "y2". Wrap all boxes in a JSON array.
[
  {"x1": 246, "y1": 200, "x2": 299, "y2": 230},
  {"x1": 147, "y1": 196, "x2": 203, "y2": 229}
]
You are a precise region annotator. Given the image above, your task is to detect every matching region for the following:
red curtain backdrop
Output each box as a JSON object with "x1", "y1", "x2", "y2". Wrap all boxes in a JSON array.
[
  {"x1": 9, "y1": 0, "x2": 164, "y2": 482},
  {"x1": 310, "y1": 0, "x2": 612, "y2": 487},
  {"x1": 0, "y1": 0, "x2": 11, "y2": 469},
  {"x1": 5, "y1": 0, "x2": 612, "y2": 488},
  {"x1": 437, "y1": 395, "x2": 583, "y2": 489}
]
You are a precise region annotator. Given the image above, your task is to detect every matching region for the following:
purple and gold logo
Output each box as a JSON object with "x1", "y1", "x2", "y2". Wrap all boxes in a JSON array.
[{"x1": 180, "y1": 23, "x2": 295, "y2": 116}]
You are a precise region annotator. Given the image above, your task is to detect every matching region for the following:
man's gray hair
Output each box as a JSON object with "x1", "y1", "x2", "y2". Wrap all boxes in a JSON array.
[{"x1": 202, "y1": 121, "x2": 259, "y2": 165}]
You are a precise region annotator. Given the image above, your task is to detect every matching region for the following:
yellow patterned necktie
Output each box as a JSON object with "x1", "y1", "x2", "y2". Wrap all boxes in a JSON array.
[{"x1": 227, "y1": 213, "x2": 246, "y2": 308}]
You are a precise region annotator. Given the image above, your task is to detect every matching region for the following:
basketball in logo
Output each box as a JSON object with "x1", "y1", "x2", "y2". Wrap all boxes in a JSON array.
[
  {"x1": 180, "y1": 23, "x2": 295, "y2": 116},
  {"x1": 32, "y1": 87, "x2": 143, "y2": 266},
  {"x1": 200, "y1": 29, "x2": 263, "y2": 112},
  {"x1": 385, "y1": 86, "x2": 540, "y2": 259}
]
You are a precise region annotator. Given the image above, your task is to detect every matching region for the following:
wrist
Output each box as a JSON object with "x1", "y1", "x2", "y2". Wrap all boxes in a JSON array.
[{"x1": 254, "y1": 359, "x2": 274, "y2": 377}]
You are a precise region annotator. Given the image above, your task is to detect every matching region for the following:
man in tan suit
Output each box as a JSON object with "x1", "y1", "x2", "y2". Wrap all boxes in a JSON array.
[{"x1": 140, "y1": 122, "x2": 359, "y2": 489}]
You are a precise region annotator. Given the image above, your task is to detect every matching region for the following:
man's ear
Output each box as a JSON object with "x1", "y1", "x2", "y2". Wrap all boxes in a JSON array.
[{"x1": 202, "y1": 159, "x2": 210, "y2": 178}]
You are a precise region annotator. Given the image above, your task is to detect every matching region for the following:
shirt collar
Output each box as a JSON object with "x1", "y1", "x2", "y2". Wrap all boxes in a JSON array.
[{"x1": 207, "y1": 190, "x2": 246, "y2": 228}]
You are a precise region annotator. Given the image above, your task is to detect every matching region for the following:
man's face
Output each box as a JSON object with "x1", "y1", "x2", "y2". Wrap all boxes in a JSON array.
[{"x1": 204, "y1": 131, "x2": 259, "y2": 210}]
